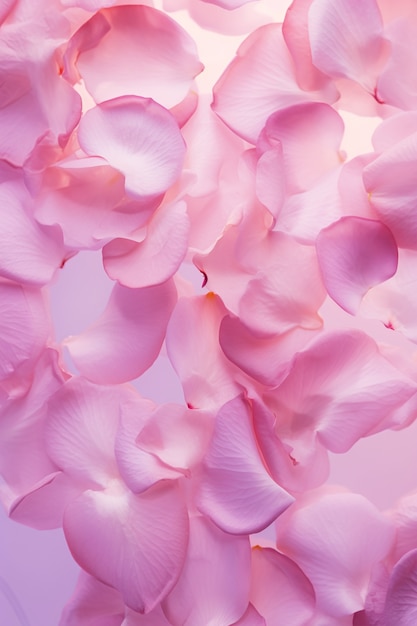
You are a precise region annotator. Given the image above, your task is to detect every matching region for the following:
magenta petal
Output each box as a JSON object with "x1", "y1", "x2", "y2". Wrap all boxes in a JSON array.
[
  {"x1": 63, "y1": 480, "x2": 189, "y2": 613},
  {"x1": 78, "y1": 96, "x2": 186, "y2": 200},
  {"x1": 163, "y1": 515, "x2": 251, "y2": 626},
  {"x1": 383, "y1": 549, "x2": 417, "y2": 625},
  {"x1": 66, "y1": 280, "x2": 177, "y2": 384},
  {"x1": 316, "y1": 217, "x2": 398, "y2": 314},
  {"x1": 197, "y1": 396, "x2": 294, "y2": 534}
]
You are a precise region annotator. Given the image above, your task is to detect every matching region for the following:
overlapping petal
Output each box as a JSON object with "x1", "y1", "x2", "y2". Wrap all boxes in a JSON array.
[
  {"x1": 197, "y1": 395, "x2": 294, "y2": 534},
  {"x1": 66, "y1": 280, "x2": 177, "y2": 384},
  {"x1": 63, "y1": 480, "x2": 189, "y2": 613},
  {"x1": 65, "y1": 5, "x2": 203, "y2": 109},
  {"x1": 77, "y1": 96, "x2": 186, "y2": 201}
]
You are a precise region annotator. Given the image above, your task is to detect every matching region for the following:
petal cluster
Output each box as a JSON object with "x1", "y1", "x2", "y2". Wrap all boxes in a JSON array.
[{"x1": 3, "y1": 0, "x2": 417, "y2": 624}]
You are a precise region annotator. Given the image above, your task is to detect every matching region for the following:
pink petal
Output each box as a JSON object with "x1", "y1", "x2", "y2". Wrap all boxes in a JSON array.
[
  {"x1": 309, "y1": 0, "x2": 388, "y2": 90},
  {"x1": 77, "y1": 96, "x2": 186, "y2": 200},
  {"x1": 63, "y1": 480, "x2": 189, "y2": 613},
  {"x1": 255, "y1": 144, "x2": 286, "y2": 221},
  {"x1": 0, "y1": 280, "x2": 50, "y2": 382},
  {"x1": 197, "y1": 396, "x2": 294, "y2": 534},
  {"x1": 316, "y1": 217, "x2": 398, "y2": 314},
  {"x1": 103, "y1": 201, "x2": 190, "y2": 288},
  {"x1": 257, "y1": 102, "x2": 344, "y2": 194},
  {"x1": 0, "y1": 348, "x2": 65, "y2": 498},
  {"x1": 115, "y1": 396, "x2": 183, "y2": 494},
  {"x1": 212, "y1": 23, "x2": 314, "y2": 144},
  {"x1": 0, "y1": 167, "x2": 65, "y2": 285},
  {"x1": 59, "y1": 571, "x2": 125, "y2": 626},
  {"x1": 35, "y1": 157, "x2": 155, "y2": 250},
  {"x1": 252, "y1": 396, "x2": 330, "y2": 493},
  {"x1": 377, "y1": 17, "x2": 417, "y2": 110},
  {"x1": 250, "y1": 547, "x2": 315, "y2": 625},
  {"x1": 9, "y1": 471, "x2": 81, "y2": 530},
  {"x1": 237, "y1": 236, "x2": 326, "y2": 337},
  {"x1": 231, "y1": 604, "x2": 265, "y2": 626},
  {"x1": 363, "y1": 131, "x2": 417, "y2": 249},
  {"x1": 163, "y1": 515, "x2": 251, "y2": 626},
  {"x1": 360, "y1": 248, "x2": 417, "y2": 342},
  {"x1": 46, "y1": 378, "x2": 135, "y2": 488},
  {"x1": 282, "y1": 0, "x2": 337, "y2": 93},
  {"x1": 276, "y1": 489, "x2": 395, "y2": 617},
  {"x1": 383, "y1": 549, "x2": 417, "y2": 625},
  {"x1": 116, "y1": 399, "x2": 213, "y2": 493},
  {"x1": 66, "y1": 279, "x2": 177, "y2": 384},
  {"x1": 166, "y1": 294, "x2": 241, "y2": 410},
  {"x1": 65, "y1": 5, "x2": 203, "y2": 109},
  {"x1": 219, "y1": 315, "x2": 316, "y2": 387},
  {"x1": 0, "y1": 34, "x2": 81, "y2": 165},
  {"x1": 265, "y1": 330, "x2": 417, "y2": 454}
]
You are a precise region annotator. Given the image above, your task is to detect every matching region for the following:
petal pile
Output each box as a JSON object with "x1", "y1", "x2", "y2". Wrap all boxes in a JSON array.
[{"x1": 3, "y1": 1, "x2": 417, "y2": 625}]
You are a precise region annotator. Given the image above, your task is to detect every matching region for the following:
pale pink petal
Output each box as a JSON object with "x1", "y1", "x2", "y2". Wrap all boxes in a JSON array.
[
  {"x1": 265, "y1": 330, "x2": 417, "y2": 454},
  {"x1": 371, "y1": 112, "x2": 417, "y2": 153},
  {"x1": 202, "y1": 0, "x2": 257, "y2": 8},
  {"x1": 66, "y1": 280, "x2": 177, "y2": 384},
  {"x1": 257, "y1": 102, "x2": 344, "y2": 194},
  {"x1": 309, "y1": 0, "x2": 389, "y2": 91},
  {"x1": 360, "y1": 248, "x2": 417, "y2": 343},
  {"x1": 382, "y1": 549, "x2": 417, "y2": 625},
  {"x1": 250, "y1": 547, "x2": 315, "y2": 625},
  {"x1": 0, "y1": 348, "x2": 65, "y2": 498},
  {"x1": 363, "y1": 131, "x2": 417, "y2": 249},
  {"x1": 0, "y1": 168, "x2": 65, "y2": 285},
  {"x1": 163, "y1": 515, "x2": 251, "y2": 626},
  {"x1": 35, "y1": 157, "x2": 155, "y2": 250},
  {"x1": 0, "y1": 0, "x2": 16, "y2": 23},
  {"x1": 46, "y1": 378, "x2": 135, "y2": 488},
  {"x1": 278, "y1": 166, "x2": 344, "y2": 241},
  {"x1": 282, "y1": 0, "x2": 337, "y2": 93},
  {"x1": 0, "y1": 280, "x2": 50, "y2": 382},
  {"x1": 63, "y1": 480, "x2": 188, "y2": 613},
  {"x1": 219, "y1": 315, "x2": 317, "y2": 387},
  {"x1": 255, "y1": 144, "x2": 286, "y2": 221},
  {"x1": 77, "y1": 97, "x2": 186, "y2": 200},
  {"x1": 377, "y1": 16, "x2": 417, "y2": 110},
  {"x1": 65, "y1": 5, "x2": 203, "y2": 109},
  {"x1": 116, "y1": 399, "x2": 213, "y2": 492},
  {"x1": 316, "y1": 217, "x2": 398, "y2": 314},
  {"x1": 252, "y1": 396, "x2": 330, "y2": 493},
  {"x1": 115, "y1": 396, "x2": 183, "y2": 494},
  {"x1": 123, "y1": 605, "x2": 172, "y2": 626},
  {"x1": 238, "y1": 236, "x2": 326, "y2": 337},
  {"x1": 59, "y1": 571, "x2": 125, "y2": 626},
  {"x1": 275, "y1": 489, "x2": 395, "y2": 617},
  {"x1": 9, "y1": 471, "x2": 81, "y2": 530},
  {"x1": 231, "y1": 604, "x2": 265, "y2": 626},
  {"x1": 197, "y1": 396, "x2": 294, "y2": 534},
  {"x1": 103, "y1": 201, "x2": 190, "y2": 288},
  {"x1": 166, "y1": 294, "x2": 241, "y2": 410},
  {"x1": 212, "y1": 23, "x2": 316, "y2": 144}
]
